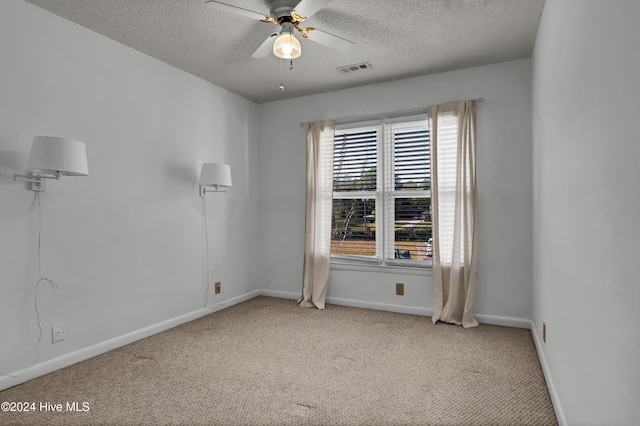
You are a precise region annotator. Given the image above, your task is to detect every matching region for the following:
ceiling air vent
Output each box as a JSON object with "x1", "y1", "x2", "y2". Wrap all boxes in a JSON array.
[{"x1": 336, "y1": 62, "x2": 373, "y2": 74}]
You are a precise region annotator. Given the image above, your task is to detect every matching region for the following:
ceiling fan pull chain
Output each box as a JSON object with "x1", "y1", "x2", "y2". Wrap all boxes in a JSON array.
[
  {"x1": 279, "y1": 57, "x2": 285, "y2": 91},
  {"x1": 289, "y1": 60, "x2": 294, "y2": 71}
]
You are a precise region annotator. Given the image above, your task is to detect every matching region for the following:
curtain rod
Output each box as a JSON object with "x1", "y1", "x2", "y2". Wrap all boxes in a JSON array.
[{"x1": 299, "y1": 98, "x2": 484, "y2": 127}]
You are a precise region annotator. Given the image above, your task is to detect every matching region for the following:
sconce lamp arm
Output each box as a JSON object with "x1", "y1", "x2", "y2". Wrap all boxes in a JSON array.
[
  {"x1": 199, "y1": 184, "x2": 228, "y2": 197},
  {"x1": 14, "y1": 171, "x2": 62, "y2": 182},
  {"x1": 13, "y1": 172, "x2": 62, "y2": 192}
]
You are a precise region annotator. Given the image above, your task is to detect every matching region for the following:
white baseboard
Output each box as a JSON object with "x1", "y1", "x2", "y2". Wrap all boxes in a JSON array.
[
  {"x1": 326, "y1": 295, "x2": 435, "y2": 317},
  {"x1": 0, "y1": 289, "x2": 260, "y2": 392},
  {"x1": 261, "y1": 290, "x2": 530, "y2": 329},
  {"x1": 259, "y1": 289, "x2": 433, "y2": 316},
  {"x1": 259, "y1": 290, "x2": 433, "y2": 317},
  {"x1": 474, "y1": 313, "x2": 531, "y2": 329},
  {"x1": 529, "y1": 320, "x2": 567, "y2": 426},
  {"x1": 259, "y1": 289, "x2": 299, "y2": 300}
]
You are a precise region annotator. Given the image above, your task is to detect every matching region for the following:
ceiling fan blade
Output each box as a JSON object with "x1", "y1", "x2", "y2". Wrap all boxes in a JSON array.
[
  {"x1": 251, "y1": 33, "x2": 279, "y2": 58},
  {"x1": 306, "y1": 29, "x2": 355, "y2": 53},
  {"x1": 205, "y1": 0, "x2": 266, "y2": 21},
  {"x1": 293, "y1": 0, "x2": 334, "y2": 19}
]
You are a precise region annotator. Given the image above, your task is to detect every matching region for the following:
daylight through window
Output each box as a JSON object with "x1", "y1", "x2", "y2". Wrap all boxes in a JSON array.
[{"x1": 331, "y1": 116, "x2": 432, "y2": 267}]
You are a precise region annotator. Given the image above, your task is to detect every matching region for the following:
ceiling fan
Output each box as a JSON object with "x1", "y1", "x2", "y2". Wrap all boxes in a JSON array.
[{"x1": 205, "y1": 0, "x2": 354, "y2": 59}]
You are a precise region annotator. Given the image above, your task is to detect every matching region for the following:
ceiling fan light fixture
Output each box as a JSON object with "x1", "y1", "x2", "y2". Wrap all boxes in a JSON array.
[{"x1": 273, "y1": 32, "x2": 301, "y2": 59}]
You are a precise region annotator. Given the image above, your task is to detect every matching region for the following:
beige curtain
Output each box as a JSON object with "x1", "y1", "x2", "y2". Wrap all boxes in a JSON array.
[
  {"x1": 428, "y1": 100, "x2": 479, "y2": 328},
  {"x1": 300, "y1": 120, "x2": 335, "y2": 310}
]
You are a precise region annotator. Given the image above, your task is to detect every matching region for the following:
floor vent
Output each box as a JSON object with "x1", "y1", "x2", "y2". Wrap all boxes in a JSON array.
[{"x1": 337, "y1": 62, "x2": 373, "y2": 74}]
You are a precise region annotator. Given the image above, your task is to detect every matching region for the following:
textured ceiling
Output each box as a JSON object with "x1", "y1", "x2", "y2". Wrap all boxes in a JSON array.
[{"x1": 24, "y1": 0, "x2": 545, "y2": 104}]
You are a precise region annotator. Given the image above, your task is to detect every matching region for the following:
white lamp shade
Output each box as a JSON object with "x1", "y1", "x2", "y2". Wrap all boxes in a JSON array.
[
  {"x1": 199, "y1": 163, "x2": 232, "y2": 188},
  {"x1": 27, "y1": 136, "x2": 89, "y2": 176},
  {"x1": 273, "y1": 33, "x2": 301, "y2": 59}
]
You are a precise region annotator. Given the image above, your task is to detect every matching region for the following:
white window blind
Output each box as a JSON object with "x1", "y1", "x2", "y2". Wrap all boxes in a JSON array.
[{"x1": 333, "y1": 127, "x2": 378, "y2": 192}]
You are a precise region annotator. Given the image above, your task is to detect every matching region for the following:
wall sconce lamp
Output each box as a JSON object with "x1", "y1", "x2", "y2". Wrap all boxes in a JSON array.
[
  {"x1": 199, "y1": 163, "x2": 232, "y2": 197},
  {"x1": 13, "y1": 136, "x2": 89, "y2": 191}
]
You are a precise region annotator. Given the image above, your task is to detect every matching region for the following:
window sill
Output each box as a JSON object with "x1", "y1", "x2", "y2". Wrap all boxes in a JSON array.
[{"x1": 330, "y1": 259, "x2": 432, "y2": 276}]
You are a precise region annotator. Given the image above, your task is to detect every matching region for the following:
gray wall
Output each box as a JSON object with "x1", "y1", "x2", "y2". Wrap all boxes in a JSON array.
[
  {"x1": 532, "y1": 0, "x2": 640, "y2": 424},
  {"x1": 0, "y1": 0, "x2": 259, "y2": 375},
  {"x1": 12, "y1": 2, "x2": 633, "y2": 423},
  {"x1": 257, "y1": 59, "x2": 533, "y2": 320}
]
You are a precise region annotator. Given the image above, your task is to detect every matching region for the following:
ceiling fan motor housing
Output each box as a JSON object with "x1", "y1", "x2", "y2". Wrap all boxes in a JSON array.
[{"x1": 268, "y1": 0, "x2": 302, "y2": 20}]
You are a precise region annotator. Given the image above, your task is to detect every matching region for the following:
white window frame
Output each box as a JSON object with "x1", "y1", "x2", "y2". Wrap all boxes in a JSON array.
[{"x1": 330, "y1": 115, "x2": 432, "y2": 270}]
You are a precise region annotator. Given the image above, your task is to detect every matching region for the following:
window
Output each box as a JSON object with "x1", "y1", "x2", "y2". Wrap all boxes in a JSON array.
[{"x1": 331, "y1": 116, "x2": 432, "y2": 267}]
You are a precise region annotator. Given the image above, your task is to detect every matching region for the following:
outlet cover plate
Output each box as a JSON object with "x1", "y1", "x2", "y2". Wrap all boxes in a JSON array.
[{"x1": 52, "y1": 324, "x2": 64, "y2": 343}]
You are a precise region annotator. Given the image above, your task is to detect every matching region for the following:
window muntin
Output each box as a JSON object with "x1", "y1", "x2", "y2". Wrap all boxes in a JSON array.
[{"x1": 331, "y1": 118, "x2": 432, "y2": 267}]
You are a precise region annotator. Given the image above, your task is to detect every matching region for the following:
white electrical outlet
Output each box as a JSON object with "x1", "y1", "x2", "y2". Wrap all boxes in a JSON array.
[{"x1": 52, "y1": 324, "x2": 64, "y2": 343}]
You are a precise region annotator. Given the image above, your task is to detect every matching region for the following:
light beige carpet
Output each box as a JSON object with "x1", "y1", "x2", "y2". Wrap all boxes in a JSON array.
[{"x1": 0, "y1": 296, "x2": 557, "y2": 425}]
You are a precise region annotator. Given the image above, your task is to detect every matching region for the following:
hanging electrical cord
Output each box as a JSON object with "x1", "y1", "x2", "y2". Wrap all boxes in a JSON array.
[
  {"x1": 33, "y1": 191, "x2": 58, "y2": 363},
  {"x1": 201, "y1": 196, "x2": 227, "y2": 309},
  {"x1": 202, "y1": 195, "x2": 211, "y2": 308},
  {"x1": 1, "y1": 192, "x2": 57, "y2": 378}
]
